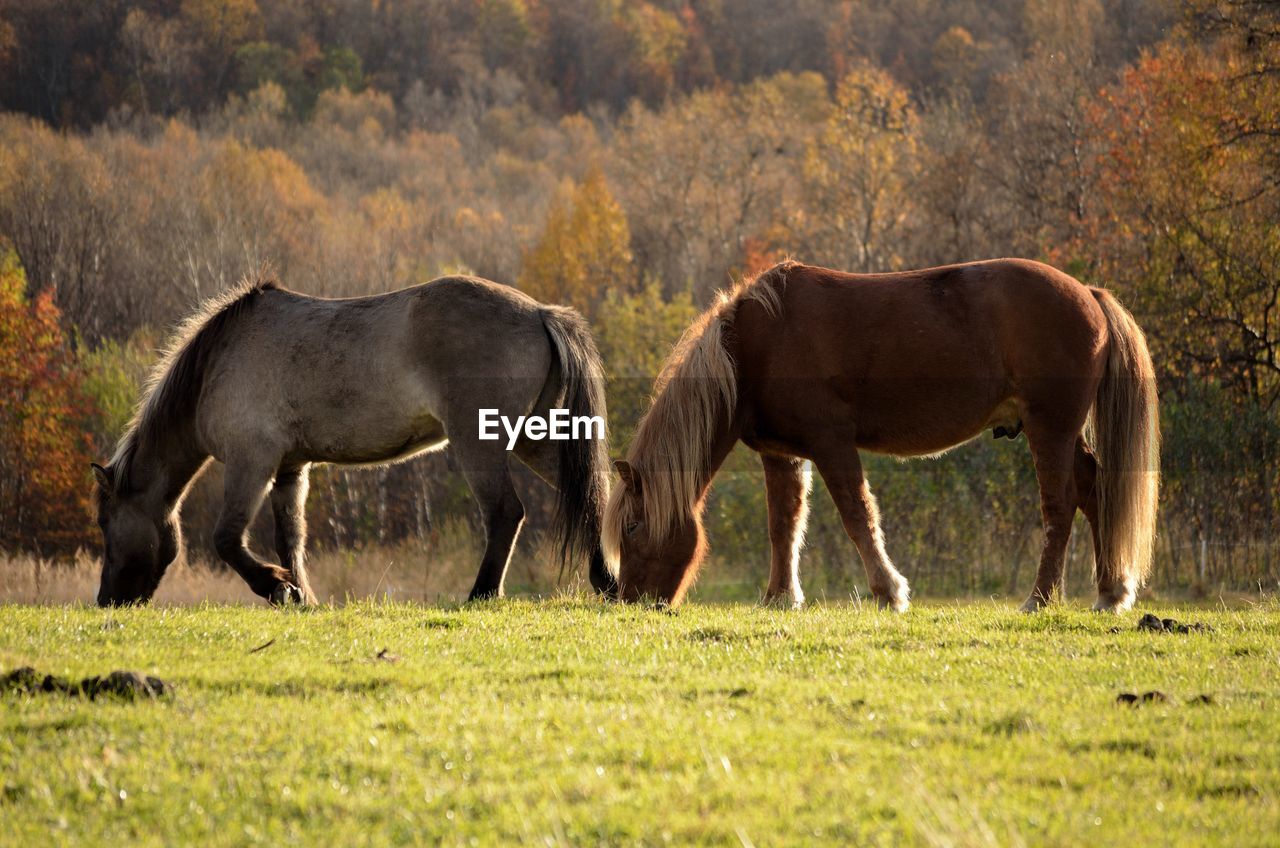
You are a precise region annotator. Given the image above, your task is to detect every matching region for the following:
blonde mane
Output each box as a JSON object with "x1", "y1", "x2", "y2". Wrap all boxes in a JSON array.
[
  {"x1": 602, "y1": 261, "x2": 793, "y2": 559},
  {"x1": 102, "y1": 272, "x2": 278, "y2": 495}
]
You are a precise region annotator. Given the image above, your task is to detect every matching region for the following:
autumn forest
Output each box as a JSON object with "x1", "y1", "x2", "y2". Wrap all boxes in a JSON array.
[{"x1": 0, "y1": 0, "x2": 1276, "y2": 598}]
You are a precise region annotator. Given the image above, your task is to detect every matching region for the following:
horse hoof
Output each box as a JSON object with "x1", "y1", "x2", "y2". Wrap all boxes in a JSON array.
[
  {"x1": 1092, "y1": 595, "x2": 1135, "y2": 614},
  {"x1": 1019, "y1": 595, "x2": 1048, "y2": 613},
  {"x1": 761, "y1": 592, "x2": 804, "y2": 610},
  {"x1": 270, "y1": 584, "x2": 304, "y2": 606},
  {"x1": 591, "y1": 575, "x2": 620, "y2": 601},
  {"x1": 872, "y1": 576, "x2": 910, "y2": 612},
  {"x1": 876, "y1": 594, "x2": 910, "y2": 613}
]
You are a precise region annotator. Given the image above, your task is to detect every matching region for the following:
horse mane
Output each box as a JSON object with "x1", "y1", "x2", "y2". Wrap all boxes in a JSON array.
[
  {"x1": 101, "y1": 272, "x2": 279, "y2": 498},
  {"x1": 604, "y1": 260, "x2": 794, "y2": 551}
]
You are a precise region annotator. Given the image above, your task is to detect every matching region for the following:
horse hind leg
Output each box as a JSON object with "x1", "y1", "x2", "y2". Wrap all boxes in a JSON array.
[
  {"x1": 215, "y1": 455, "x2": 302, "y2": 605},
  {"x1": 815, "y1": 452, "x2": 909, "y2": 612},
  {"x1": 455, "y1": 440, "x2": 525, "y2": 601},
  {"x1": 1019, "y1": 427, "x2": 1080, "y2": 613},
  {"x1": 1073, "y1": 438, "x2": 1135, "y2": 611},
  {"x1": 761, "y1": 454, "x2": 811, "y2": 609},
  {"x1": 272, "y1": 464, "x2": 317, "y2": 605}
]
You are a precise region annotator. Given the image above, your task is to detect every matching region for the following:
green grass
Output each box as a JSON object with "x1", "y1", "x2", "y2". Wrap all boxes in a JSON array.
[{"x1": 1, "y1": 600, "x2": 1278, "y2": 846}]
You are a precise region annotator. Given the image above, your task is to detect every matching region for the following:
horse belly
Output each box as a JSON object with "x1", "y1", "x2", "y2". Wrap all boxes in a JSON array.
[
  {"x1": 304, "y1": 412, "x2": 447, "y2": 465},
  {"x1": 297, "y1": 374, "x2": 448, "y2": 464},
  {"x1": 850, "y1": 378, "x2": 1011, "y2": 457}
]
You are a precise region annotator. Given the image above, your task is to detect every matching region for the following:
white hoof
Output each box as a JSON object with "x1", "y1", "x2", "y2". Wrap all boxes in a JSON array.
[
  {"x1": 762, "y1": 590, "x2": 805, "y2": 610},
  {"x1": 874, "y1": 576, "x2": 910, "y2": 612},
  {"x1": 1092, "y1": 593, "x2": 1135, "y2": 613}
]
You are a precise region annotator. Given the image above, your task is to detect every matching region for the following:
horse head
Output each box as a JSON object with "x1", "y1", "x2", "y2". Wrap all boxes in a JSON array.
[
  {"x1": 92, "y1": 463, "x2": 180, "y2": 606},
  {"x1": 605, "y1": 460, "x2": 707, "y2": 607}
]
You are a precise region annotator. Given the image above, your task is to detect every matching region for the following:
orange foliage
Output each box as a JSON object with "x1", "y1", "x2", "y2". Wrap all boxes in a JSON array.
[
  {"x1": 1083, "y1": 40, "x2": 1280, "y2": 407},
  {"x1": 0, "y1": 253, "x2": 96, "y2": 554}
]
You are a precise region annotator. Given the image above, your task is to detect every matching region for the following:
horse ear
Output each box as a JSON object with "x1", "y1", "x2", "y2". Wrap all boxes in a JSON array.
[
  {"x1": 91, "y1": 463, "x2": 112, "y2": 489},
  {"x1": 613, "y1": 460, "x2": 641, "y2": 493}
]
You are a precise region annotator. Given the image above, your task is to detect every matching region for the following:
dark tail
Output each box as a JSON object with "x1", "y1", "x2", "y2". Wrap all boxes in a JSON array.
[
  {"x1": 540, "y1": 306, "x2": 616, "y2": 594},
  {"x1": 1087, "y1": 288, "x2": 1161, "y2": 606}
]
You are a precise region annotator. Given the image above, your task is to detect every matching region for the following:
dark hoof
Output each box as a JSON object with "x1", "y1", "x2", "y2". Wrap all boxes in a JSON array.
[
  {"x1": 465, "y1": 589, "x2": 502, "y2": 604},
  {"x1": 269, "y1": 583, "x2": 304, "y2": 606},
  {"x1": 592, "y1": 574, "x2": 620, "y2": 601}
]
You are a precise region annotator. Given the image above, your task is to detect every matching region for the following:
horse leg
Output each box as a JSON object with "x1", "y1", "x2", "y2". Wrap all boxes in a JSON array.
[
  {"x1": 215, "y1": 458, "x2": 301, "y2": 605},
  {"x1": 1019, "y1": 427, "x2": 1080, "y2": 612},
  {"x1": 814, "y1": 453, "x2": 910, "y2": 612},
  {"x1": 271, "y1": 463, "x2": 317, "y2": 605},
  {"x1": 761, "y1": 454, "x2": 811, "y2": 608},
  {"x1": 1072, "y1": 437, "x2": 1133, "y2": 610},
  {"x1": 513, "y1": 437, "x2": 617, "y2": 598},
  {"x1": 456, "y1": 442, "x2": 525, "y2": 601}
]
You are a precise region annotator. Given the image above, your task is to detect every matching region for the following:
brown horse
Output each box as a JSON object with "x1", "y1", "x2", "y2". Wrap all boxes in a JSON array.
[{"x1": 603, "y1": 259, "x2": 1159, "y2": 612}]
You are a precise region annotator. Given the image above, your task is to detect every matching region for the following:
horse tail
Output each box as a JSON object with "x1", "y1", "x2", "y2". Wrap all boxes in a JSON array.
[
  {"x1": 1087, "y1": 288, "x2": 1161, "y2": 601},
  {"x1": 539, "y1": 306, "x2": 614, "y2": 591}
]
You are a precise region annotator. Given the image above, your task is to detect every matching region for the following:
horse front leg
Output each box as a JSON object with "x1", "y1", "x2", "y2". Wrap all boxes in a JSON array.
[
  {"x1": 215, "y1": 457, "x2": 302, "y2": 605},
  {"x1": 272, "y1": 464, "x2": 317, "y2": 605},
  {"x1": 761, "y1": 454, "x2": 811, "y2": 609},
  {"x1": 815, "y1": 453, "x2": 910, "y2": 612}
]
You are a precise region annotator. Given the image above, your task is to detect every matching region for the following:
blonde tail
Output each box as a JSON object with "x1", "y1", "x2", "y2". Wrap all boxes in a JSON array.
[{"x1": 1087, "y1": 289, "x2": 1161, "y2": 609}]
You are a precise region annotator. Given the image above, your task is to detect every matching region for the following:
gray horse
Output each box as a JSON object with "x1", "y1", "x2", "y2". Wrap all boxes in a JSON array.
[{"x1": 92, "y1": 273, "x2": 616, "y2": 606}]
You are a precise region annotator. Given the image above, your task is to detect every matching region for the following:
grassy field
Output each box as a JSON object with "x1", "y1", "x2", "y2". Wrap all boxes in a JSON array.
[{"x1": 1, "y1": 599, "x2": 1278, "y2": 846}]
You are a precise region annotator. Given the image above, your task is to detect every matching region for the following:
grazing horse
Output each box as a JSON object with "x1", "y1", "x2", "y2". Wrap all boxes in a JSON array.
[
  {"x1": 92, "y1": 273, "x2": 616, "y2": 606},
  {"x1": 603, "y1": 260, "x2": 1159, "y2": 612}
]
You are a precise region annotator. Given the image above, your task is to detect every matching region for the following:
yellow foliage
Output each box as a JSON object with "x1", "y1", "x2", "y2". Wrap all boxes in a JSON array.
[
  {"x1": 596, "y1": 281, "x2": 699, "y2": 449},
  {"x1": 800, "y1": 64, "x2": 919, "y2": 272},
  {"x1": 518, "y1": 167, "x2": 633, "y2": 316},
  {"x1": 180, "y1": 0, "x2": 263, "y2": 48}
]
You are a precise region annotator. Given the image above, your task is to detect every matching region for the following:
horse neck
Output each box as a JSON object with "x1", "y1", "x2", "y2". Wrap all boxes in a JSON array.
[
  {"x1": 126, "y1": 418, "x2": 208, "y2": 512},
  {"x1": 636, "y1": 388, "x2": 742, "y2": 521},
  {"x1": 694, "y1": 412, "x2": 742, "y2": 508}
]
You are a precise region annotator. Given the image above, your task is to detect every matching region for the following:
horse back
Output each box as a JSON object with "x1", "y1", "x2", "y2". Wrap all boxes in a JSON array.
[
  {"x1": 195, "y1": 277, "x2": 555, "y2": 462},
  {"x1": 733, "y1": 260, "x2": 1109, "y2": 456}
]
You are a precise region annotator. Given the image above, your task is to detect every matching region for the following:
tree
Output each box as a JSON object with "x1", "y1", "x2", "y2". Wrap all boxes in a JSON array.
[
  {"x1": 120, "y1": 8, "x2": 193, "y2": 117},
  {"x1": 595, "y1": 280, "x2": 699, "y2": 448},
  {"x1": 1083, "y1": 33, "x2": 1280, "y2": 572},
  {"x1": 79, "y1": 329, "x2": 158, "y2": 455},
  {"x1": 611, "y1": 73, "x2": 825, "y2": 298},
  {"x1": 982, "y1": 44, "x2": 1100, "y2": 260},
  {"x1": 797, "y1": 63, "x2": 919, "y2": 272},
  {"x1": 518, "y1": 166, "x2": 633, "y2": 316},
  {"x1": 0, "y1": 252, "x2": 96, "y2": 554},
  {"x1": 911, "y1": 93, "x2": 999, "y2": 266},
  {"x1": 181, "y1": 0, "x2": 263, "y2": 101},
  {"x1": 1088, "y1": 40, "x2": 1280, "y2": 411},
  {"x1": 0, "y1": 116, "x2": 119, "y2": 337}
]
